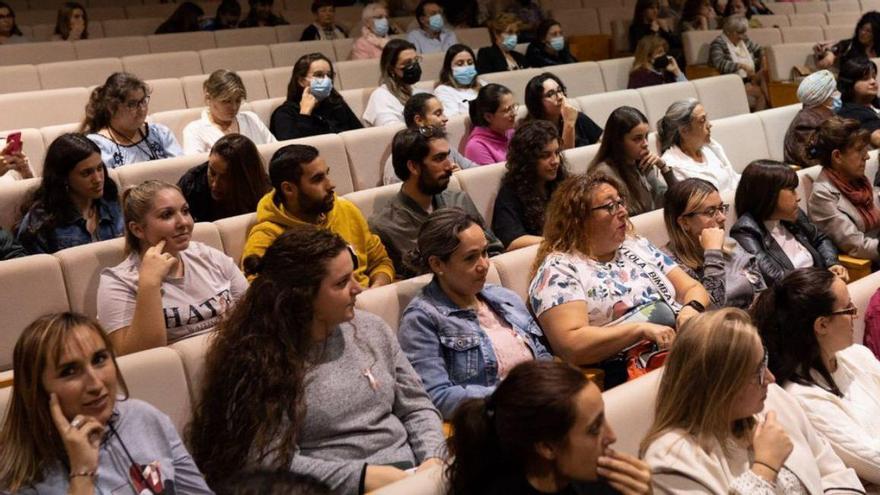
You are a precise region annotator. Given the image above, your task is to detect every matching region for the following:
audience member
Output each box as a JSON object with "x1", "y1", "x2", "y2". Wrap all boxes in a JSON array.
[
  {"x1": 271, "y1": 53, "x2": 363, "y2": 140},
  {"x1": 300, "y1": 0, "x2": 347, "y2": 41},
  {"x1": 183, "y1": 69, "x2": 276, "y2": 155},
  {"x1": 407, "y1": 0, "x2": 458, "y2": 54},
  {"x1": 155, "y1": 2, "x2": 204, "y2": 34},
  {"x1": 188, "y1": 226, "x2": 445, "y2": 491},
  {"x1": 239, "y1": 0, "x2": 287, "y2": 27},
  {"x1": 433, "y1": 44, "x2": 482, "y2": 117},
  {"x1": 709, "y1": 15, "x2": 768, "y2": 111},
  {"x1": 808, "y1": 117, "x2": 880, "y2": 261},
  {"x1": 784, "y1": 70, "x2": 838, "y2": 167},
  {"x1": 476, "y1": 13, "x2": 529, "y2": 74},
  {"x1": 97, "y1": 180, "x2": 247, "y2": 355},
  {"x1": 217, "y1": 471, "x2": 330, "y2": 495},
  {"x1": 350, "y1": 2, "x2": 396, "y2": 60},
  {"x1": 370, "y1": 127, "x2": 503, "y2": 277},
  {"x1": 399, "y1": 208, "x2": 552, "y2": 418},
  {"x1": 816, "y1": 11, "x2": 880, "y2": 70},
  {"x1": 505, "y1": 0, "x2": 545, "y2": 43},
  {"x1": 0, "y1": 1, "x2": 27, "y2": 44},
  {"x1": 177, "y1": 133, "x2": 270, "y2": 222},
  {"x1": 0, "y1": 133, "x2": 34, "y2": 182},
  {"x1": 731, "y1": 160, "x2": 845, "y2": 283},
  {"x1": 242, "y1": 144, "x2": 394, "y2": 287},
  {"x1": 723, "y1": 0, "x2": 768, "y2": 26},
  {"x1": 17, "y1": 134, "x2": 123, "y2": 254},
  {"x1": 836, "y1": 57, "x2": 880, "y2": 147},
  {"x1": 493, "y1": 120, "x2": 567, "y2": 250},
  {"x1": 663, "y1": 178, "x2": 766, "y2": 309},
  {"x1": 463, "y1": 83, "x2": 516, "y2": 165},
  {"x1": 52, "y1": 2, "x2": 88, "y2": 41},
  {"x1": 525, "y1": 19, "x2": 578, "y2": 68},
  {"x1": 628, "y1": 35, "x2": 686, "y2": 89},
  {"x1": 382, "y1": 93, "x2": 476, "y2": 185},
  {"x1": 529, "y1": 173, "x2": 709, "y2": 389},
  {"x1": 523, "y1": 72, "x2": 602, "y2": 149},
  {"x1": 589, "y1": 106, "x2": 676, "y2": 216},
  {"x1": 678, "y1": 0, "x2": 717, "y2": 31},
  {"x1": 202, "y1": 0, "x2": 241, "y2": 30},
  {"x1": 641, "y1": 308, "x2": 864, "y2": 493},
  {"x1": 363, "y1": 39, "x2": 423, "y2": 126},
  {"x1": 81, "y1": 73, "x2": 182, "y2": 168},
  {"x1": 0, "y1": 312, "x2": 214, "y2": 493},
  {"x1": 629, "y1": 0, "x2": 680, "y2": 55},
  {"x1": 658, "y1": 98, "x2": 740, "y2": 193},
  {"x1": 446, "y1": 360, "x2": 653, "y2": 494}
]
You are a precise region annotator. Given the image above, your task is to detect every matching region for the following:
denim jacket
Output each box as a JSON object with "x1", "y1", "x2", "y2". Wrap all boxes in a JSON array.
[
  {"x1": 398, "y1": 278, "x2": 552, "y2": 418},
  {"x1": 16, "y1": 198, "x2": 124, "y2": 254}
]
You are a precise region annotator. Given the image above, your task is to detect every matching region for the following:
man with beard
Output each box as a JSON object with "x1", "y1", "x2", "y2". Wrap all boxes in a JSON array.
[
  {"x1": 242, "y1": 144, "x2": 394, "y2": 286},
  {"x1": 369, "y1": 126, "x2": 503, "y2": 278}
]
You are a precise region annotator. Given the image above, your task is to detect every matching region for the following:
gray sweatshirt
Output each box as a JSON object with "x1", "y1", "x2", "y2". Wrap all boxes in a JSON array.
[{"x1": 291, "y1": 310, "x2": 445, "y2": 494}]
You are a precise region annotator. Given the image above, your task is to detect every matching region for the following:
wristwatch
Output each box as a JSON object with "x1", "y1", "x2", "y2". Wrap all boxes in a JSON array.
[{"x1": 684, "y1": 300, "x2": 706, "y2": 313}]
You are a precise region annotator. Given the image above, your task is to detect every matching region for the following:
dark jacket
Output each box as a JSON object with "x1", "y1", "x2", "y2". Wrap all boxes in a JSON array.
[
  {"x1": 572, "y1": 112, "x2": 603, "y2": 147},
  {"x1": 177, "y1": 163, "x2": 220, "y2": 222},
  {"x1": 300, "y1": 23, "x2": 348, "y2": 41},
  {"x1": 837, "y1": 101, "x2": 880, "y2": 134},
  {"x1": 525, "y1": 41, "x2": 577, "y2": 68},
  {"x1": 628, "y1": 20, "x2": 679, "y2": 52},
  {"x1": 730, "y1": 209, "x2": 839, "y2": 284},
  {"x1": 270, "y1": 97, "x2": 363, "y2": 141},
  {"x1": 628, "y1": 67, "x2": 677, "y2": 89},
  {"x1": 476, "y1": 45, "x2": 529, "y2": 74}
]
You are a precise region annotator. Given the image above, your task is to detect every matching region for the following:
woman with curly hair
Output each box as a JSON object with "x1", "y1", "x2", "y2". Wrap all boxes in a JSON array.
[
  {"x1": 492, "y1": 119, "x2": 568, "y2": 251},
  {"x1": 187, "y1": 225, "x2": 445, "y2": 493}
]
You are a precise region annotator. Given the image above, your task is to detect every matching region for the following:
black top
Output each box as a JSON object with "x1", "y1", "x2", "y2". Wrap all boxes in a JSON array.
[
  {"x1": 484, "y1": 476, "x2": 620, "y2": 495},
  {"x1": 299, "y1": 23, "x2": 349, "y2": 41},
  {"x1": 627, "y1": 67, "x2": 677, "y2": 89},
  {"x1": 0, "y1": 228, "x2": 26, "y2": 261},
  {"x1": 270, "y1": 97, "x2": 363, "y2": 141},
  {"x1": 573, "y1": 112, "x2": 603, "y2": 147},
  {"x1": 525, "y1": 41, "x2": 578, "y2": 68},
  {"x1": 492, "y1": 182, "x2": 544, "y2": 247},
  {"x1": 837, "y1": 101, "x2": 880, "y2": 134},
  {"x1": 476, "y1": 45, "x2": 530, "y2": 74},
  {"x1": 177, "y1": 163, "x2": 223, "y2": 223}
]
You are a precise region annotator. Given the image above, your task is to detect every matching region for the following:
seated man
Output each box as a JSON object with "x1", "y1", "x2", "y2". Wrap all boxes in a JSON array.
[
  {"x1": 406, "y1": 0, "x2": 458, "y2": 54},
  {"x1": 383, "y1": 93, "x2": 476, "y2": 185},
  {"x1": 243, "y1": 144, "x2": 394, "y2": 287},
  {"x1": 369, "y1": 127, "x2": 503, "y2": 278}
]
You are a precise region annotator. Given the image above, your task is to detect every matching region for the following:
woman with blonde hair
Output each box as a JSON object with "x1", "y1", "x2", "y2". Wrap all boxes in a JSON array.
[
  {"x1": 641, "y1": 308, "x2": 864, "y2": 494},
  {"x1": 528, "y1": 173, "x2": 709, "y2": 388},
  {"x1": 182, "y1": 69, "x2": 276, "y2": 155},
  {"x1": 628, "y1": 35, "x2": 686, "y2": 89}
]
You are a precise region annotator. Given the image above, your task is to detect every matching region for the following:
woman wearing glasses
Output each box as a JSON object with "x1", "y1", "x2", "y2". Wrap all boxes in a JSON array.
[
  {"x1": 463, "y1": 83, "x2": 517, "y2": 165},
  {"x1": 363, "y1": 39, "x2": 423, "y2": 127},
  {"x1": 731, "y1": 160, "x2": 847, "y2": 285},
  {"x1": 81, "y1": 72, "x2": 182, "y2": 168},
  {"x1": 641, "y1": 308, "x2": 864, "y2": 494},
  {"x1": 662, "y1": 178, "x2": 765, "y2": 310},
  {"x1": 529, "y1": 173, "x2": 709, "y2": 389},
  {"x1": 523, "y1": 72, "x2": 602, "y2": 150}
]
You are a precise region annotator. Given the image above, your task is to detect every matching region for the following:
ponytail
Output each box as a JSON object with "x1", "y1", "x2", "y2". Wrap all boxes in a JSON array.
[{"x1": 446, "y1": 397, "x2": 506, "y2": 494}]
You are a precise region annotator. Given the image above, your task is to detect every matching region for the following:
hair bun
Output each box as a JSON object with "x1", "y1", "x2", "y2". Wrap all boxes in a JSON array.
[{"x1": 242, "y1": 254, "x2": 264, "y2": 277}]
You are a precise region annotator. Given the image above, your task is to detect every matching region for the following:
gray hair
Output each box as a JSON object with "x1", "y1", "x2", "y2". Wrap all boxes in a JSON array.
[
  {"x1": 404, "y1": 207, "x2": 483, "y2": 275},
  {"x1": 657, "y1": 98, "x2": 701, "y2": 153},
  {"x1": 722, "y1": 15, "x2": 748, "y2": 35},
  {"x1": 361, "y1": 2, "x2": 387, "y2": 22}
]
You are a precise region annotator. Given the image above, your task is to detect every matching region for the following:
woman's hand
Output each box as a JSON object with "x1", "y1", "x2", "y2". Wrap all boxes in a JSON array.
[
  {"x1": 828, "y1": 264, "x2": 850, "y2": 282},
  {"x1": 699, "y1": 227, "x2": 725, "y2": 251},
  {"x1": 752, "y1": 411, "x2": 793, "y2": 480},
  {"x1": 676, "y1": 306, "x2": 700, "y2": 328},
  {"x1": 0, "y1": 151, "x2": 32, "y2": 178},
  {"x1": 561, "y1": 98, "x2": 579, "y2": 124},
  {"x1": 641, "y1": 323, "x2": 676, "y2": 349},
  {"x1": 637, "y1": 152, "x2": 666, "y2": 173},
  {"x1": 49, "y1": 393, "x2": 104, "y2": 477},
  {"x1": 597, "y1": 449, "x2": 653, "y2": 495},
  {"x1": 364, "y1": 465, "x2": 408, "y2": 491},
  {"x1": 666, "y1": 56, "x2": 682, "y2": 76},
  {"x1": 299, "y1": 85, "x2": 317, "y2": 116},
  {"x1": 138, "y1": 240, "x2": 177, "y2": 288}
]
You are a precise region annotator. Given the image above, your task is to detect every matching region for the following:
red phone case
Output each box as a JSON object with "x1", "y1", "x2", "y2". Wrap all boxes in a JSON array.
[{"x1": 4, "y1": 132, "x2": 22, "y2": 154}]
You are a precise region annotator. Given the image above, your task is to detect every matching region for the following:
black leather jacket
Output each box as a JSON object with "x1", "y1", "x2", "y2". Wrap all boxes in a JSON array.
[{"x1": 730, "y1": 209, "x2": 839, "y2": 284}]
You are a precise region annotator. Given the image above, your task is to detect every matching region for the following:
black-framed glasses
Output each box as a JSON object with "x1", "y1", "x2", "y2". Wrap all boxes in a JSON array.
[
  {"x1": 543, "y1": 87, "x2": 566, "y2": 100},
  {"x1": 829, "y1": 303, "x2": 858, "y2": 317},
  {"x1": 590, "y1": 197, "x2": 627, "y2": 215},
  {"x1": 124, "y1": 95, "x2": 150, "y2": 111},
  {"x1": 684, "y1": 203, "x2": 730, "y2": 218},
  {"x1": 756, "y1": 346, "x2": 769, "y2": 386}
]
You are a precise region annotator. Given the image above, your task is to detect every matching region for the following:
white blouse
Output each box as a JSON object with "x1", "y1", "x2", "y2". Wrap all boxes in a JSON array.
[
  {"x1": 661, "y1": 139, "x2": 741, "y2": 194},
  {"x1": 433, "y1": 84, "x2": 478, "y2": 118},
  {"x1": 764, "y1": 219, "x2": 814, "y2": 269},
  {"x1": 182, "y1": 109, "x2": 276, "y2": 155}
]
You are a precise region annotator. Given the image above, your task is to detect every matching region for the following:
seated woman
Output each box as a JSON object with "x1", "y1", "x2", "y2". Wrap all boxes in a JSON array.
[
  {"x1": 658, "y1": 98, "x2": 740, "y2": 193},
  {"x1": 53, "y1": 2, "x2": 88, "y2": 40},
  {"x1": 522, "y1": 72, "x2": 602, "y2": 150},
  {"x1": 270, "y1": 53, "x2": 363, "y2": 140},
  {"x1": 589, "y1": 106, "x2": 676, "y2": 217},
  {"x1": 0, "y1": 312, "x2": 213, "y2": 493},
  {"x1": 446, "y1": 360, "x2": 652, "y2": 494},
  {"x1": 493, "y1": 120, "x2": 567, "y2": 251},
  {"x1": 525, "y1": 19, "x2": 577, "y2": 68},
  {"x1": 678, "y1": 0, "x2": 717, "y2": 31},
  {"x1": 753, "y1": 267, "x2": 880, "y2": 484},
  {"x1": 188, "y1": 226, "x2": 445, "y2": 492},
  {"x1": 641, "y1": 308, "x2": 864, "y2": 493},
  {"x1": 629, "y1": 0, "x2": 680, "y2": 55},
  {"x1": 238, "y1": 0, "x2": 287, "y2": 27},
  {"x1": 731, "y1": 160, "x2": 845, "y2": 284},
  {"x1": 300, "y1": 0, "x2": 347, "y2": 41},
  {"x1": 628, "y1": 35, "x2": 686, "y2": 89},
  {"x1": 709, "y1": 15, "x2": 768, "y2": 111},
  {"x1": 183, "y1": 69, "x2": 276, "y2": 155},
  {"x1": 663, "y1": 178, "x2": 766, "y2": 309},
  {"x1": 816, "y1": 11, "x2": 880, "y2": 70},
  {"x1": 399, "y1": 208, "x2": 552, "y2": 418},
  {"x1": 0, "y1": 133, "x2": 34, "y2": 183},
  {"x1": 808, "y1": 116, "x2": 880, "y2": 262},
  {"x1": 177, "y1": 133, "x2": 270, "y2": 222},
  {"x1": 463, "y1": 83, "x2": 517, "y2": 165},
  {"x1": 784, "y1": 70, "x2": 838, "y2": 167},
  {"x1": 0, "y1": 2, "x2": 28, "y2": 44},
  {"x1": 476, "y1": 13, "x2": 528, "y2": 74},
  {"x1": 433, "y1": 44, "x2": 482, "y2": 118},
  {"x1": 363, "y1": 39, "x2": 423, "y2": 127},
  {"x1": 17, "y1": 133, "x2": 123, "y2": 254},
  {"x1": 97, "y1": 180, "x2": 247, "y2": 355},
  {"x1": 81, "y1": 72, "x2": 182, "y2": 168},
  {"x1": 529, "y1": 173, "x2": 709, "y2": 389},
  {"x1": 836, "y1": 57, "x2": 880, "y2": 148},
  {"x1": 350, "y1": 2, "x2": 397, "y2": 60}
]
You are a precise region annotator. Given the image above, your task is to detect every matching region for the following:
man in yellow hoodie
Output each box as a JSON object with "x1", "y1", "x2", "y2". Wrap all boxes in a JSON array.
[{"x1": 242, "y1": 144, "x2": 394, "y2": 287}]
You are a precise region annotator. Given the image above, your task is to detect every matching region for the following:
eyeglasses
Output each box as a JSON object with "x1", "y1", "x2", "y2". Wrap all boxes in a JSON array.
[
  {"x1": 0, "y1": 13, "x2": 13, "y2": 19},
  {"x1": 499, "y1": 103, "x2": 519, "y2": 116},
  {"x1": 829, "y1": 303, "x2": 858, "y2": 317},
  {"x1": 543, "y1": 87, "x2": 567, "y2": 100},
  {"x1": 684, "y1": 203, "x2": 730, "y2": 218},
  {"x1": 124, "y1": 96, "x2": 150, "y2": 111},
  {"x1": 756, "y1": 346, "x2": 769, "y2": 386},
  {"x1": 590, "y1": 197, "x2": 627, "y2": 216}
]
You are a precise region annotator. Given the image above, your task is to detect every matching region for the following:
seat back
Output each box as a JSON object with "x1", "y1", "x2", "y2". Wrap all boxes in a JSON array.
[
  {"x1": 823, "y1": 24, "x2": 856, "y2": 43},
  {"x1": 73, "y1": 36, "x2": 150, "y2": 60},
  {"x1": 745, "y1": 27, "x2": 783, "y2": 47},
  {"x1": 0, "y1": 87, "x2": 88, "y2": 131},
  {"x1": 787, "y1": 13, "x2": 827, "y2": 27},
  {"x1": 117, "y1": 347, "x2": 192, "y2": 435},
  {"x1": 0, "y1": 41, "x2": 77, "y2": 66},
  {"x1": 7, "y1": 129, "x2": 46, "y2": 177},
  {"x1": 780, "y1": 26, "x2": 824, "y2": 43},
  {"x1": 751, "y1": 14, "x2": 790, "y2": 27},
  {"x1": 793, "y1": 2, "x2": 827, "y2": 14},
  {"x1": 827, "y1": 0, "x2": 860, "y2": 12},
  {"x1": 169, "y1": 332, "x2": 213, "y2": 406},
  {"x1": 248, "y1": 96, "x2": 284, "y2": 127},
  {"x1": 122, "y1": 51, "x2": 204, "y2": 81},
  {"x1": 335, "y1": 58, "x2": 381, "y2": 91},
  {"x1": 147, "y1": 32, "x2": 216, "y2": 54},
  {"x1": 0, "y1": 64, "x2": 40, "y2": 94},
  {"x1": 455, "y1": 27, "x2": 491, "y2": 50},
  {"x1": 115, "y1": 153, "x2": 207, "y2": 190},
  {"x1": 148, "y1": 107, "x2": 204, "y2": 145},
  {"x1": 492, "y1": 243, "x2": 539, "y2": 303},
  {"x1": 631, "y1": 208, "x2": 668, "y2": 247},
  {"x1": 638, "y1": 81, "x2": 699, "y2": 131},
  {"x1": 480, "y1": 68, "x2": 543, "y2": 104},
  {"x1": 264, "y1": 66, "x2": 293, "y2": 99},
  {"x1": 340, "y1": 87, "x2": 375, "y2": 125},
  {"x1": 826, "y1": 12, "x2": 861, "y2": 25},
  {"x1": 576, "y1": 89, "x2": 645, "y2": 128},
  {"x1": 455, "y1": 162, "x2": 506, "y2": 226},
  {"x1": 602, "y1": 369, "x2": 662, "y2": 455},
  {"x1": 200, "y1": 45, "x2": 274, "y2": 73},
  {"x1": 563, "y1": 143, "x2": 600, "y2": 174},
  {"x1": 757, "y1": 104, "x2": 801, "y2": 162},
  {"x1": 145, "y1": 78, "x2": 188, "y2": 114},
  {"x1": 332, "y1": 37, "x2": 355, "y2": 61},
  {"x1": 257, "y1": 133, "x2": 355, "y2": 194},
  {"x1": 214, "y1": 212, "x2": 258, "y2": 265},
  {"x1": 553, "y1": 8, "x2": 602, "y2": 36},
  {"x1": 269, "y1": 40, "x2": 336, "y2": 68},
  {"x1": 692, "y1": 74, "x2": 750, "y2": 120},
  {"x1": 341, "y1": 123, "x2": 405, "y2": 191},
  {"x1": 37, "y1": 58, "x2": 124, "y2": 90},
  {"x1": 598, "y1": 56, "x2": 634, "y2": 92},
  {"x1": 767, "y1": 42, "x2": 817, "y2": 82},
  {"x1": 551, "y1": 61, "x2": 605, "y2": 98},
  {"x1": 709, "y1": 113, "x2": 770, "y2": 172},
  {"x1": 682, "y1": 30, "x2": 721, "y2": 66},
  {"x1": 214, "y1": 26, "x2": 278, "y2": 47},
  {"x1": 0, "y1": 177, "x2": 39, "y2": 230},
  {"x1": 355, "y1": 274, "x2": 433, "y2": 333}
]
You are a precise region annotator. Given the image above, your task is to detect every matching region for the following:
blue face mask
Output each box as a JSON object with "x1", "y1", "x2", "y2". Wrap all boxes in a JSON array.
[
  {"x1": 372, "y1": 17, "x2": 389, "y2": 36},
  {"x1": 549, "y1": 36, "x2": 565, "y2": 51},
  {"x1": 501, "y1": 33, "x2": 518, "y2": 51},
  {"x1": 428, "y1": 13, "x2": 444, "y2": 32},
  {"x1": 310, "y1": 76, "x2": 333, "y2": 101},
  {"x1": 831, "y1": 95, "x2": 842, "y2": 113},
  {"x1": 452, "y1": 65, "x2": 477, "y2": 86}
]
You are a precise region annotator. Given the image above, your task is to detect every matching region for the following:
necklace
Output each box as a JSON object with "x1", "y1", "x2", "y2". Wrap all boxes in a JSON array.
[{"x1": 107, "y1": 124, "x2": 160, "y2": 165}]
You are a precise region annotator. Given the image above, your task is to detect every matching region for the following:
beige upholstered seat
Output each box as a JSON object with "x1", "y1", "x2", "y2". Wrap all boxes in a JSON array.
[
  {"x1": 101, "y1": 18, "x2": 164, "y2": 38},
  {"x1": 335, "y1": 58, "x2": 381, "y2": 91},
  {"x1": 340, "y1": 87, "x2": 376, "y2": 125},
  {"x1": 2, "y1": 129, "x2": 46, "y2": 176},
  {"x1": 73, "y1": 36, "x2": 151, "y2": 60},
  {"x1": 114, "y1": 153, "x2": 207, "y2": 190},
  {"x1": 0, "y1": 64, "x2": 40, "y2": 93},
  {"x1": 682, "y1": 29, "x2": 721, "y2": 66},
  {"x1": 274, "y1": 23, "x2": 309, "y2": 43},
  {"x1": 751, "y1": 15, "x2": 790, "y2": 28},
  {"x1": 214, "y1": 212, "x2": 258, "y2": 265},
  {"x1": 552, "y1": 61, "x2": 606, "y2": 99},
  {"x1": 263, "y1": 66, "x2": 294, "y2": 99},
  {"x1": 199, "y1": 46, "x2": 274, "y2": 73},
  {"x1": 147, "y1": 32, "x2": 216, "y2": 55},
  {"x1": 553, "y1": 8, "x2": 602, "y2": 36},
  {"x1": 827, "y1": 0, "x2": 860, "y2": 12},
  {"x1": 603, "y1": 368, "x2": 663, "y2": 455},
  {"x1": 562, "y1": 142, "x2": 600, "y2": 174},
  {"x1": 248, "y1": 96, "x2": 284, "y2": 127},
  {"x1": 793, "y1": 2, "x2": 828, "y2": 14},
  {"x1": 709, "y1": 113, "x2": 771, "y2": 172},
  {"x1": 637, "y1": 81, "x2": 699, "y2": 131},
  {"x1": 757, "y1": 104, "x2": 801, "y2": 162},
  {"x1": 780, "y1": 26, "x2": 824, "y2": 44},
  {"x1": 0, "y1": 87, "x2": 88, "y2": 131},
  {"x1": 257, "y1": 133, "x2": 355, "y2": 194},
  {"x1": 332, "y1": 37, "x2": 355, "y2": 61},
  {"x1": 147, "y1": 106, "x2": 204, "y2": 144},
  {"x1": 455, "y1": 27, "x2": 492, "y2": 50},
  {"x1": 117, "y1": 347, "x2": 193, "y2": 435},
  {"x1": 36, "y1": 58, "x2": 124, "y2": 90},
  {"x1": 340, "y1": 123, "x2": 404, "y2": 190},
  {"x1": 269, "y1": 40, "x2": 336, "y2": 68},
  {"x1": 480, "y1": 68, "x2": 543, "y2": 105},
  {"x1": 597, "y1": 56, "x2": 634, "y2": 92},
  {"x1": 746, "y1": 27, "x2": 783, "y2": 47},
  {"x1": 491, "y1": 243, "x2": 539, "y2": 303},
  {"x1": 169, "y1": 331, "x2": 214, "y2": 405},
  {"x1": 631, "y1": 207, "x2": 668, "y2": 248},
  {"x1": 823, "y1": 24, "x2": 855, "y2": 42},
  {"x1": 767, "y1": 42, "x2": 815, "y2": 82},
  {"x1": 0, "y1": 41, "x2": 77, "y2": 67},
  {"x1": 214, "y1": 26, "x2": 278, "y2": 48},
  {"x1": 692, "y1": 74, "x2": 750, "y2": 120},
  {"x1": 576, "y1": 89, "x2": 645, "y2": 128},
  {"x1": 122, "y1": 52, "x2": 204, "y2": 81},
  {"x1": 456, "y1": 162, "x2": 506, "y2": 226},
  {"x1": 787, "y1": 13, "x2": 828, "y2": 27},
  {"x1": 145, "y1": 78, "x2": 188, "y2": 114}
]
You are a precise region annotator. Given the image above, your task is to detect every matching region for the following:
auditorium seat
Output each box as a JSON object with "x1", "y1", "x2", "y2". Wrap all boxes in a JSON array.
[
  {"x1": 454, "y1": 27, "x2": 492, "y2": 50},
  {"x1": 13, "y1": 9, "x2": 55, "y2": 26},
  {"x1": 597, "y1": 6, "x2": 630, "y2": 36},
  {"x1": 170, "y1": 331, "x2": 214, "y2": 405},
  {"x1": 826, "y1": 12, "x2": 861, "y2": 25},
  {"x1": 0, "y1": 64, "x2": 40, "y2": 94},
  {"x1": 340, "y1": 87, "x2": 375, "y2": 125},
  {"x1": 148, "y1": 106, "x2": 204, "y2": 144},
  {"x1": 552, "y1": 61, "x2": 606, "y2": 99},
  {"x1": 597, "y1": 56, "x2": 635, "y2": 92},
  {"x1": 767, "y1": 42, "x2": 814, "y2": 82},
  {"x1": 823, "y1": 24, "x2": 855, "y2": 42},
  {"x1": 692, "y1": 74, "x2": 750, "y2": 120},
  {"x1": 752, "y1": 14, "x2": 790, "y2": 27},
  {"x1": 147, "y1": 32, "x2": 217, "y2": 55},
  {"x1": 269, "y1": 40, "x2": 336, "y2": 68},
  {"x1": 682, "y1": 30, "x2": 721, "y2": 66},
  {"x1": 145, "y1": 78, "x2": 189, "y2": 114},
  {"x1": 115, "y1": 153, "x2": 207, "y2": 191},
  {"x1": 456, "y1": 162, "x2": 506, "y2": 226},
  {"x1": 340, "y1": 123, "x2": 404, "y2": 191},
  {"x1": 248, "y1": 96, "x2": 284, "y2": 126},
  {"x1": 9, "y1": 128, "x2": 46, "y2": 177},
  {"x1": 0, "y1": 87, "x2": 88, "y2": 130},
  {"x1": 39, "y1": 123, "x2": 79, "y2": 153},
  {"x1": 199, "y1": 45, "x2": 274, "y2": 73},
  {"x1": 355, "y1": 273, "x2": 432, "y2": 333},
  {"x1": 603, "y1": 368, "x2": 662, "y2": 455},
  {"x1": 576, "y1": 89, "x2": 645, "y2": 128},
  {"x1": 335, "y1": 58, "x2": 381, "y2": 92},
  {"x1": 757, "y1": 103, "x2": 800, "y2": 162},
  {"x1": 745, "y1": 27, "x2": 783, "y2": 47},
  {"x1": 553, "y1": 8, "x2": 602, "y2": 37},
  {"x1": 256, "y1": 133, "x2": 356, "y2": 194},
  {"x1": 263, "y1": 66, "x2": 293, "y2": 99},
  {"x1": 342, "y1": 182, "x2": 402, "y2": 220},
  {"x1": 481, "y1": 68, "x2": 544, "y2": 104},
  {"x1": 101, "y1": 18, "x2": 164, "y2": 38},
  {"x1": 0, "y1": 176, "x2": 36, "y2": 228},
  {"x1": 562, "y1": 142, "x2": 600, "y2": 174},
  {"x1": 610, "y1": 18, "x2": 633, "y2": 55},
  {"x1": 125, "y1": 3, "x2": 177, "y2": 20},
  {"x1": 709, "y1": 113, "x2": 771, "y2": 172},
  {"x1": 87, "y1": 6, "x2": 127, "y2": 21},
  {"x1": 793, "y1": 2, "x2": 828, "y2": 14},
  {"x1": 37, "y1": 58, "x2": 124, "y2": 90},
  {"x1": 214, "y1": 26, "x2": 278, "y2": 48},
  {"x1": 420, "y1": 52, "x2": 447, "y2": 83},
  {"x1": 492, "y1": 243, "x2": 539, "y2": 303},
  {"x1": 117, "y1": 347, "x2": 193, "y2": 435},
  {"x1": 122, "y1": 52, "x2": 204, "y2": 81},
  {"x1": 780, "y1": 26, "x2": 824, "y2": 44},
  {"x1": 445, "y1": 114, "x2": 470, "y2": 154},
  {"x1": 638, "y1": 81, "x2": 699, "y2": 131},
  {"x1": 0, "y1": 41, "x2": 77, "y2": 66},
  {"x1": 214, "y1": 212, "x2": 257, "y2": 265},
  {"x1": 631, "y1": 207, "x2": 668, "y2": 247},
  {"x1": 332, "y1": 37, "x2": 355, "y2": 61},
  {"x1": 73, "y1": 36, "x2": 151, "y2": 60},
  {"x1": 787, "y1": 13, "x2": 828, "y2": 27},
  {"x1": 274, "y1": 23, "x2": 309, "y2": 43},
  {"x1": 768, "y1": 2, "x2": 795, "y2": 15}
]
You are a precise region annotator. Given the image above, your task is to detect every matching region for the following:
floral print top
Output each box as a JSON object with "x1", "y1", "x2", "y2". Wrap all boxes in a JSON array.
[{"x1": 529, "y1": 236, "x2": 681, "y2": 326}]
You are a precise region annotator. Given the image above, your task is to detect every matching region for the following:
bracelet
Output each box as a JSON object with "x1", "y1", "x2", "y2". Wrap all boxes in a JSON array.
[
  {"x1": 753, "y1": 460, "x2": 779, "y2": 474},
  {"x1": 69, "y1": 469, "x2": 96, "y2": 480}
]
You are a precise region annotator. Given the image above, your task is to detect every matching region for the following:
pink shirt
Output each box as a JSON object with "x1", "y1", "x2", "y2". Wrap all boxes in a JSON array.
[
  {"x1": 463, "y1": 126, "x2": 513, "y2": 165},
  {"x1": 476, "y1": 299, "x2": 533, "y2": 378},
  {"x1": 350, "y1": 28, "x2": 389, "y2": 60}
]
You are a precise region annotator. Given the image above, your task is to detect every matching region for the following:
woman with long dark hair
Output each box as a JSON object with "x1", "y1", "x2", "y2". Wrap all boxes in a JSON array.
[
  {"x1": 0, "y1": 1, "x2": 26, "y2": 44},
  {"x1": 816, "y1": 11, "x2": 880, "y2": 70},
  {"x1": 836, "y1": 57, "x2": 880, "y2": 146},
  {"x1": 523, "y1": 72, "x2": 602, "y2": 150},
  {"x1": 52, "y1": 2, "x2": 88, "y2": 40},
  {"x1": 525, "y1": 19, "x2": 578, "y2": 68}
]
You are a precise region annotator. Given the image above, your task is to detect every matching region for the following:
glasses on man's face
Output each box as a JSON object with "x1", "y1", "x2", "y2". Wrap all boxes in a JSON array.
[
  {"x1": 684, "y1": 203, "x2": 730, "y2": 218},
  {"x1": 543, "y1": 87, "x2": 566, "y2": 100},
  {"x1": 756, "y1": 346, "x2": 769, "y2": 386},
  {"x1": 590, "y1": 197, "x2": 627, "y2": 216},
  {"x1": 829, "y1": 303, "x2": 858, "y2": 318},
  {"x1": 124, "y1": 96, "x2": 150, "y2": 111}
]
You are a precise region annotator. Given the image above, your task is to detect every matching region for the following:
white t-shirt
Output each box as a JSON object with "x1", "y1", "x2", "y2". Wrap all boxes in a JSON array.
[
  {"x1": 661, "y1": 139, "x2": 741, "y2": 194},
  {"x1": 363, "y1": 84, "x2": 428, "y2": 127},
  {"x1": 97, "y1": 241, "x2": 248, "y2": 343},
  {"x1": 433, "y1": 84, "x2": 478, "y2": 118},
  {"x1": 182, "y1": 109, "x2": 276, "y2": 155}
]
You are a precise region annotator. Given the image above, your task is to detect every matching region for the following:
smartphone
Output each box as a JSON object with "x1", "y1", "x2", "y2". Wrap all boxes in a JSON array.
[
  {"x1": 3, "y1": 132, "x2": 22, "y2": 155},
  {"x1": 652, "y1": 55, "x2": 671, "y2": 71}
]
